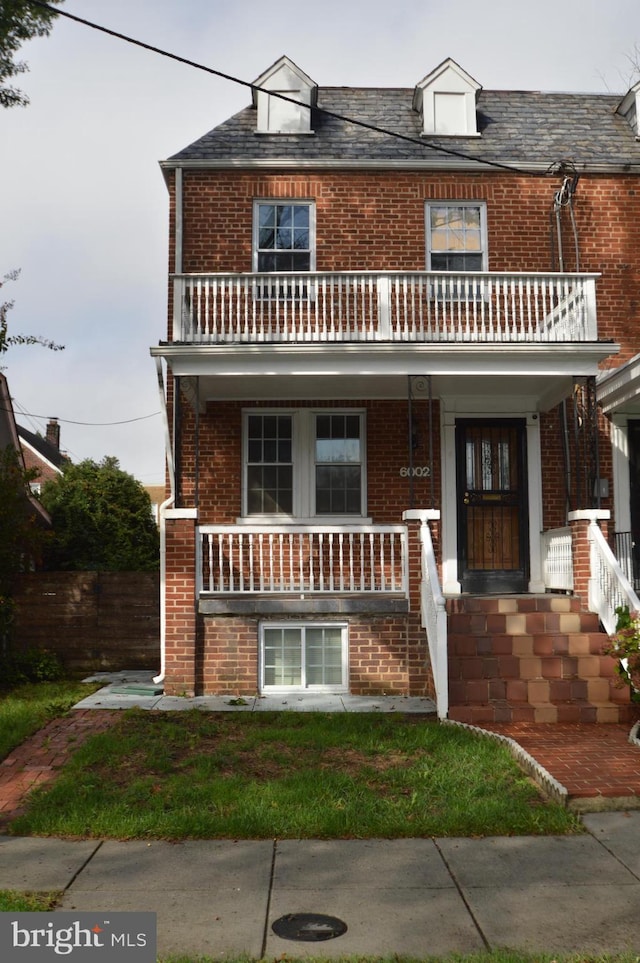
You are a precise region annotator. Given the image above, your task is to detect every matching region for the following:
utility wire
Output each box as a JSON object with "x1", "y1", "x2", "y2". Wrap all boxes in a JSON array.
[
  {"x1": 26, "y1": 0, "x2": 536, "y2": 176},
  {"x1": 6, "y1": 404, "x2": 161, "y2": 427}
]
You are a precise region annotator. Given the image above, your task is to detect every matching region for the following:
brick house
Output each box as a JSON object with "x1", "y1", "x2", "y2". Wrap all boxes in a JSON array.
[
  {"x1": 151, "y1": 57, "x2": 640, "y2": 722},
  {"x1": 18, "y1": 418, "x2": 68, "y2": 495},
  {"x1": 0, "y1": 374, "x2": 51, "y2": 529}
]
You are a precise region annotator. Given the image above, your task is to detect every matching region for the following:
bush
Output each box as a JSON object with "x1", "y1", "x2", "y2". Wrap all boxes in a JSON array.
[
  {"x1": 603, "y1": 605, "x2": 640, "y2": 695},
  {"x1": 0, "y1": 646, "x2": 64, "y2": 688}
]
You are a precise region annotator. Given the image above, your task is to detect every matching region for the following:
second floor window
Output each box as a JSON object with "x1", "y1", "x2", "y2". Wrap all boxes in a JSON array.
[
  {"x1": 426, "y1": 202, "x2": 487, "y2": 272},
  {"x1": 254, "y1": 201, "x2": 315, "y2": 272}
]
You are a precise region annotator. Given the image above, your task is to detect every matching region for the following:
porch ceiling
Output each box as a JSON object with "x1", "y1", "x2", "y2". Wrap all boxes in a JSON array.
[
  {"x1": 152, "y1": 342, "x2": 617, "y2": 412},
  {"x1": 598, "y1": 352, "x2": 640, "y2": 414}
]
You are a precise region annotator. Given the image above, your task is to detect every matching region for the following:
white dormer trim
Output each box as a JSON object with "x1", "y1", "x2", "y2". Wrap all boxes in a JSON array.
[
  {"x1": 252, "y1": 56, "x2": 317, "y2": 134},
  {"x1": 413, "y1": 58, "x2": 481, "y2": 137},
  {"x1": 617, "y1": 80, "x2": 640, "y2": 139}
]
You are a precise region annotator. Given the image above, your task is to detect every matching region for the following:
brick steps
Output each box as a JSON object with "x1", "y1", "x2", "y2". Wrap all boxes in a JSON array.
[{"x1": 446, "y1": 595, "x2": 632, "y2": 725}]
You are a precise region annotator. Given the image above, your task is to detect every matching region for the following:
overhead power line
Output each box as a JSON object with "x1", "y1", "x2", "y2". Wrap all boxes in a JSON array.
[
  {"x1": 7, "y1": 403, "x2": 161, "y2": 427},
  {"x1": 26, "y1": 0, "x2": 534, "y2": 176}
]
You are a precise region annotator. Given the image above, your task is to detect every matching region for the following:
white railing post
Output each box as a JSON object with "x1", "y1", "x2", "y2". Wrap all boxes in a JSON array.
[
  {"x1": 583, "y1": 276, "x2": 598, "y2": 341},
  {"x1": 377, "y1": 275, "x2": 391, "y2": 339},
  {"x1": 173, "y1": 277, "x2": 185, "y2": 341}
]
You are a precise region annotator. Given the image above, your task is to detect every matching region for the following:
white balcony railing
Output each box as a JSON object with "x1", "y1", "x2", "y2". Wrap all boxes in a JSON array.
[
  {"x1": 198, "y1": 524, "x2": 408, "y2": 596},
  {"x1": 173, "y1": 271, "x2": 598, "y2": 345}
]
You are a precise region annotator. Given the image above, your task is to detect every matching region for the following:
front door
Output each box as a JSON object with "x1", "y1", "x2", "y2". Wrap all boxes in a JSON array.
[{"x1": 456, "y1": 419, "x2": 528, "y2": 593}]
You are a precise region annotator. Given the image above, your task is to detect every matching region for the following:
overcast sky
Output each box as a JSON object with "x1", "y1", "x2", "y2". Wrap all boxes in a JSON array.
[{"x1": 2, "y1": 0, "x2": 640, "y2": 484}]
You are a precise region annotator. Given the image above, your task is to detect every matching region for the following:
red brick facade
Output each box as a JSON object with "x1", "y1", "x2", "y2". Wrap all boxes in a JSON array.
[{"x1": 159, "y1": 142, "x2": 639, "y2": 699}]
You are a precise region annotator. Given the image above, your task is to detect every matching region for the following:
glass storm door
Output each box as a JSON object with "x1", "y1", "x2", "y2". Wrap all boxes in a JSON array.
[{"x1": 456, "y1": 420, "x2": 528, "y2": 593}]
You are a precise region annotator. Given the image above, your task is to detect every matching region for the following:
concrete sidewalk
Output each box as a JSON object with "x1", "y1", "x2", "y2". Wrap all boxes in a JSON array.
[{"x1": 0, "y1": 812, "x2": 638, "y2": 958}]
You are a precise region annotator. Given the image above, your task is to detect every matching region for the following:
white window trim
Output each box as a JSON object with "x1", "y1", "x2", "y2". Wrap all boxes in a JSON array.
[
  {"x1": 240, "y1": 408, "x2": 369, "y2": 523},
  {"x1": 252, "y1": 199, "x2": 316, "y2": 273},
  {"x1": 259, "y1": 621, "x2": 349, "y2": 693},
  {"x1": 425, "y1": 200, "x2": 488, "y2": 272}
]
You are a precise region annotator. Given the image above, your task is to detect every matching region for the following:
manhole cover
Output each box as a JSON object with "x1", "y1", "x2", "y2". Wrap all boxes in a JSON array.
[{"x1": 271, "y1": 913, "x2": 347, "y2": 942}]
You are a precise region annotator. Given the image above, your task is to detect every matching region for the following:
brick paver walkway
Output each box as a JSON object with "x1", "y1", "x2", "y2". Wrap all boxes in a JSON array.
[
  {"x1": 481, "y1": 721, "x2": 640, "y2": 804},
  {"x1": 0, "y1": 710, "x2": 639, "y2": 824},
  {"x1": 0, "y1": 710, "x2": 121, "y2": 826}
]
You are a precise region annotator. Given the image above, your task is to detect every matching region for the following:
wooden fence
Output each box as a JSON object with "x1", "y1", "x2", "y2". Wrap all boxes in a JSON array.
[{"x1": 11, "y1": 572, "x2": 160, "y2": 674}]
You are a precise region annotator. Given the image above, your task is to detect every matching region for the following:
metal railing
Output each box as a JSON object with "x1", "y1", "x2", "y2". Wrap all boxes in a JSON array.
[
  {"x1": 197, "y1": 524, "x2": 408, "y2": 596},
  {"x1": 173, "y1": 271, "x2": 598, "y2": 345}
]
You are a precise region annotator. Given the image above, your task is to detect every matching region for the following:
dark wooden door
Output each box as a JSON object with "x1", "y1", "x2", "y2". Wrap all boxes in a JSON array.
[{"x1": 456, "y1": 419, "x2": 528, "y2": 594}]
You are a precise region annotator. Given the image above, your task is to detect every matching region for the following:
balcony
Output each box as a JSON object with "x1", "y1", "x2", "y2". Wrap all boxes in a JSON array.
[{"x1": 172, "y1": 271, "x2": 599, "y2": 346}]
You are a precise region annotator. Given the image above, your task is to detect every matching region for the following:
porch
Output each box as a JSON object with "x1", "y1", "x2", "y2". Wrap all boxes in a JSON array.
[{"x1": 187, "y1": 513, "x2": 638, "y2": 724}]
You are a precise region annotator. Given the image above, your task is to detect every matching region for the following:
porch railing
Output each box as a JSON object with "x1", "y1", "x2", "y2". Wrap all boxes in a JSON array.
[
  {"x1": 588, "y1": 522, "x2": 640, "y2": 636},
  {"x1": 541, "y1": 526, "x2": 574, "y2": 592},
  {"x1": 198, "y1": 524, "x2": 408, "y2": 595},
  {"x1": 173, "y1": 271, "x2": 598, "y2": 345},
  {"x1": 613, "y1": 531, "x2": 640, "y2": 590}
]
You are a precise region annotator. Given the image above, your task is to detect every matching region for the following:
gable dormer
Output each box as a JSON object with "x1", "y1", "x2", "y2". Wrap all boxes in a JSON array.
[
  {"x1": 413, "y1": 58, "x2": 481, "y2": 137},
  {"x1": 252, "y1": 56, "x2": 317, "y2": 134},
  {"x1": 617, "y1": 80, "x2": 640, "y2": 139}
]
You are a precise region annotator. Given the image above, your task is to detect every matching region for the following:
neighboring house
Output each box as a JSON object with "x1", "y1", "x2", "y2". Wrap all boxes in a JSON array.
[
  {"x1": 145, "y1": 485, "x2": 166, "y2": 526},
  {"x1": 151, "y1": 56, "x2": 640, "y2": 721},
  {"x1": 18, "y1": 418, "x2": 68, "y2": 495},
  {"x1": 0, "y1": 373, "x2": 50, "y2": 528}
]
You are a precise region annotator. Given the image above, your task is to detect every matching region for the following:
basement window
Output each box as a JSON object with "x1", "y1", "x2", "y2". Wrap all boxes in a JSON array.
[{"x1": 260, "y1": 623, "x2": 348, "y2": 691}]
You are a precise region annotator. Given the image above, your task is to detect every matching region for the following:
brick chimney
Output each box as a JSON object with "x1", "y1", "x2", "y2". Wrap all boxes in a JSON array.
[{"x1": 45, "y1": 418, "x2": 60, "y2": 451}]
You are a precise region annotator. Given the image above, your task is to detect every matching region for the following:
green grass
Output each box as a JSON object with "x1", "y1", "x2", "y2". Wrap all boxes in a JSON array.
[
  {"x1": 8, "y1": 710, "x2": 581, "y2": 839},
  {"x1": 0, "y1": 680, "x2": 102, "y2": 761},
  {"x1": 0, "y1": 889, "x2": 60, "y2": 911}
]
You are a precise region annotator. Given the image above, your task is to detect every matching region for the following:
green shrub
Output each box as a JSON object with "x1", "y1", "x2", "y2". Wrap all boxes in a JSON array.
[{"x1": 0, "y1": 646, "x2": 64, "y2": 687}]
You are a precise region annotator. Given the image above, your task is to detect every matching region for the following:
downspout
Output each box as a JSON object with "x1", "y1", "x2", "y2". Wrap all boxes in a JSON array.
[
  {"x1": 154, "y1": 168, "x2": 183, "y2": 684},
  {"x1": 154, "y1": 360, "x2": 176, "y2": 685}
]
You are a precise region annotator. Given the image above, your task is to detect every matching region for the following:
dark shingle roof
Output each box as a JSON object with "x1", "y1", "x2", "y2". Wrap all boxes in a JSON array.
[
  {"x1": 166, "y1": 88, "x2": 640, "y2": 172},
  {"x1": 17, "y1": 425, "x2": 68, "y2": 470}
]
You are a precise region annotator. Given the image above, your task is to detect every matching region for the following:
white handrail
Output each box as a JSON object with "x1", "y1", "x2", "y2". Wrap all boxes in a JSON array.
[
  {"x1": 404, "y1": 510, "x2": 448, "y2": 720},
  {"x1": 588, "y1": 522, "x2": 640, "y2": 635}
]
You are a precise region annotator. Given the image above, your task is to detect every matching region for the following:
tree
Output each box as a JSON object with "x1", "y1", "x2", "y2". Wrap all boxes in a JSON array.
[
  {"x1": 0, "y1": 270, "x2": 63, "y2": 357},
  {"x1": 1, "y1": 0, "x2": 63, "y2": 108},
  {"x1": 40, "y1": 457, "x2": 160, "y2": 572}
]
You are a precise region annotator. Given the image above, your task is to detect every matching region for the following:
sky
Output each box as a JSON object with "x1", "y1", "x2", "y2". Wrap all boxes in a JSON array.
[{"x1": 2, "y1": 0, "x2": 640, "y2": 485}]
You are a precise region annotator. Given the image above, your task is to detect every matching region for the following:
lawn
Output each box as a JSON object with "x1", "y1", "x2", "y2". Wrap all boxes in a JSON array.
[
  {"x1": 0, "y1": 680, "x2": 102, "y2": 761},
  {"x1": 8, "y1": 709, "x2": 581, "y2": 839}
]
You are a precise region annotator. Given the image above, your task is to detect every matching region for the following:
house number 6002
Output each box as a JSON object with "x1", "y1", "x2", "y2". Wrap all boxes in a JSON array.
[{"x1": 400, "y1": 466, "x2": 431, "y2": 477}]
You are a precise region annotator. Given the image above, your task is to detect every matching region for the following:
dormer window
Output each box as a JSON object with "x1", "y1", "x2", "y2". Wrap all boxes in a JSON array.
[
  {"x1": 252, "y1": 56, "x2": 317, "y2": 134},
  {"x1": 413, "y1": 58, "x2": 481, "y2": 137},
  {"x1": 617, "y1": 81, "x2": 640, "y2": 139}
]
